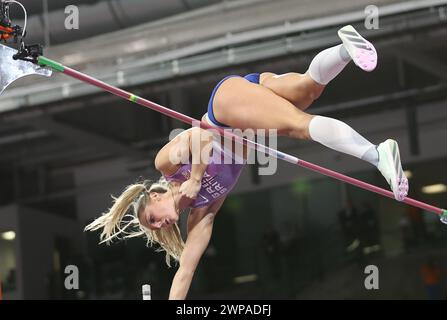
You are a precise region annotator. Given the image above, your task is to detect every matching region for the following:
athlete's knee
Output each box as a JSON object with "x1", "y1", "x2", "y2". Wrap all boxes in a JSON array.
[
  {"x1": 284, "y1": 114, "x2": 314, "y2": 140},
  {"x1": 302, "y1": 74, "x2": 325, "y2": 101},
  {"x1": 259, "y1": 72, "x2": 277, "y2": 86},
  {"x1": 309, "y1": 86, "x2": 324, "y2": 101},
  {"x1": 284, "y1": 75, "x2": 324, "y2": 107}
]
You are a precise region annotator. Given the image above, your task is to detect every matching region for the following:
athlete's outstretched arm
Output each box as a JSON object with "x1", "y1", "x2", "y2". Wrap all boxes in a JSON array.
[{"x1": 168, "y1": 196, "x2": 226, "y2": 300}]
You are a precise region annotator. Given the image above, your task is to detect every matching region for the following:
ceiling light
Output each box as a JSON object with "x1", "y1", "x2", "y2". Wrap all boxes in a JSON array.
[
  {"x1": 1, "y1": 231, "x2": 16, "y2": 241},
  {"x1": 233, "y1": 274, "x2": 257, "y2": 284},
  {"x1": 404, "y1": 170, "x2": 413, "y2": 179},
  {"x1": 422, "y1": 184, "x2": 447, "y2": 194}
]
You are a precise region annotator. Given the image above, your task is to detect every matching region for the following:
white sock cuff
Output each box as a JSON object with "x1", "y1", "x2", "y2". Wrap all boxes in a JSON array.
[
  {"x1": 306, "y1": 44, "x2": 351, "y2": 85},
  {"x1": 308, "y1": 115, "x2": 378, "y2": 163}
]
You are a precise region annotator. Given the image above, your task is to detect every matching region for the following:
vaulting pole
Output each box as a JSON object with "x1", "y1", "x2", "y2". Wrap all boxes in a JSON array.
[{"x1": 36, "y1": 56, "x2": 447, "y2": 220}]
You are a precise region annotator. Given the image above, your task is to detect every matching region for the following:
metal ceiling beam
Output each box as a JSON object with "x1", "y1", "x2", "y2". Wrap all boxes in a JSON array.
[
  {"x1": 314, "y1": 83, "x2": 447, "y2": 114},
  {"x1": 391, "y1": 48, "x2": 447, "y2": 82},
  {"x1": 179, "y1": 0, "x2": 192, "y2": 10},
  {"x1": 1, "y1": 1, "x2": 446, "y2": 111},
  {"x1": 32, "y1": 117, "x2": 146, "y2": 160}
]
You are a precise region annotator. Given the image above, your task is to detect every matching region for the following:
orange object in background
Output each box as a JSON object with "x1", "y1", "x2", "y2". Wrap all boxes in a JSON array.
[
  {"x1": 0, "y1": 34, "x2": 12, "y2": 40},
  {"x1": 0, "y1": 281, "x2": 3, "y2": 300},
  {"x1": 421, "y1": 263, "x2": 441, "y2": 286},
  {"x1": 0, "y1": 25, "x2": 14, "y2": 41}
]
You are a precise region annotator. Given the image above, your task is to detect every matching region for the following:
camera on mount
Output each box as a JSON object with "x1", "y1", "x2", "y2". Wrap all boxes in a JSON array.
[{"x1": 13, "y1": 44, "x2": 43, "y2": 63}]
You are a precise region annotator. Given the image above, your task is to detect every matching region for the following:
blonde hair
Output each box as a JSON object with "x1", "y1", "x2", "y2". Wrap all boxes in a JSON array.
[{"x1": 84, "y1": 177, "x2": 185, "y2": 267}]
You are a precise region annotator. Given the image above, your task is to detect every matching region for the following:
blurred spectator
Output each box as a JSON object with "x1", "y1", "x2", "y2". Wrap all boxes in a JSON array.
[
  {"x1": 359, "y1": 202, "x2": 381, "y2": 257},
  {"x1": 399, "y1": 214, "x2": 412, "y2": 252},
  {"x1": 406, "y1": 205, "x2": 427, "y2": 247},
  {"x1": 279, "y1": 220, "x2": 299, "y2": 293},
  {"x1": 359, "y1": 202, "x2": 379, "y2": 245},
  {"x1": 338, "y1": 202, "x2": 366, "y2": 266},
  {"x1": 420, "y1": 256, "x2": 442, "y2": 300},
  {"x1": 338, "y1": 202, "x2": 359, "y2": 247},
  {"x1": 1, "y1": 269, "x2": 16, "y2": 292},
  {"x1": 201, "y1": 243, "x2": 219, "y2": 292},
  {"x1": 261, "y1": 225, "x2": 281, "y2": 281}
]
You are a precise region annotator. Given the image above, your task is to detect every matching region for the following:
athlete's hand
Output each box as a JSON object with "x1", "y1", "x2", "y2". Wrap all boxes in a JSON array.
[{"x1": 179, "y1": 178, "x2": 202, "y2": 200}]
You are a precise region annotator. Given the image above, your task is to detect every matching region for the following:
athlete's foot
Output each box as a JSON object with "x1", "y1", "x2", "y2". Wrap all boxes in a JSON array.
[
  {"x1": 338, "y1": 25, "x2": 377, "y2": 72},
  {"x1": 377, "y1": 139, "x2": 408, "y2": 201}
]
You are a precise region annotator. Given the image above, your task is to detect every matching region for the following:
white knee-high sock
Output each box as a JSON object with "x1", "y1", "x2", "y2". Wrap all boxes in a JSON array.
[
  {"x1": 308, "y1": 116, "x2": 379, "y2": 166},
  {"x1": 307, "y1": 44, "x2": 351, "y2": 85}
]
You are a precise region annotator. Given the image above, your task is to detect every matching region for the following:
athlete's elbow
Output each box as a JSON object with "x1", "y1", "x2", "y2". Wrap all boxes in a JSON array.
[
  {"x1": 154, "y1": 153, "x2": 164, "y2": 171},
  {"x1": 178, "y1": 253, "x2": 205, "y2": 277},
  {"x1": 154, "y1": 153, "x2": 172, "y2": 173},
  {"x1": 177, "y1": 265, "x2": 196, "y2": 280}
]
